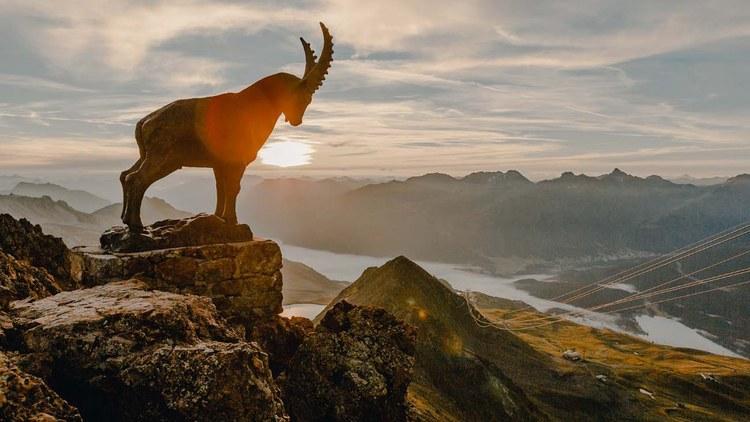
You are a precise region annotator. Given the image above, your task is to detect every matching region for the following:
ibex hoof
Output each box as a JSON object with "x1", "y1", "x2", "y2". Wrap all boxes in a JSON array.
[{"x1": 126, "y1": 223, "x2": 145, "y2": 233}]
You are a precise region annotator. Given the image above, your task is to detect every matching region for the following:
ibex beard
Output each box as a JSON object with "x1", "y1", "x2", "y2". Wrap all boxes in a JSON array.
[{"x1": 120, "y1": 22, "x2": 334, "y2": 229}]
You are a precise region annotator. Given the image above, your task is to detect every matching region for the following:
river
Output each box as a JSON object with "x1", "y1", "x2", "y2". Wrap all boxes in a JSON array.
[{"x1": 279, "y1": 243, "x2": 742, "y2": 358}]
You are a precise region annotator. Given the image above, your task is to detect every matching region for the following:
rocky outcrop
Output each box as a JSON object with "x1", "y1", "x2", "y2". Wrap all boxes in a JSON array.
[
  {"x1": 10, "y1": 280, "x2": 288, "y2": 422},
  {"x1": 0, "y1": 213, "x2": 423, "y2": 421},
  {"x1": 0, "y1": 351, "x2": 82, "y2": 421},
  {"x1": 100, "y1": 214, "x2": 253, "y2": 252},
  {"x1": 283, "y1": 301, "x2": 416, "y2": 422},
  {"x1": 0, "y1": 251, "x2": 63, "y2": 308},
  {"x1": 0, "y1": 213, "x2": 76, "y2": 289},
  {"x1": 71, "y1": 239, "x2": 283, "y2": 324}
]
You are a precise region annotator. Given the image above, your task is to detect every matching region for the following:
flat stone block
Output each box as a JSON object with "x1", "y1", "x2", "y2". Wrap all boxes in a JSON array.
[{"x1": 70, "y1": 239, "x2": 284, "y2": 322}]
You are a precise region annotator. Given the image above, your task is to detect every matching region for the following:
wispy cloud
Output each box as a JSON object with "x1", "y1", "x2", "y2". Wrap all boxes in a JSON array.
[{"x1": 0, "y1": 0, "x2": 749, "y2": 178}]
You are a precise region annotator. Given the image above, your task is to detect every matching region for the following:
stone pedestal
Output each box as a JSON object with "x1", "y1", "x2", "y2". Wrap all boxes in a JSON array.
[
  {"x1": 70, "y1": 240, "x2": 283, "y2": 322},
  {"x1": 100, "y1": 213, "x2": 253, "y2": 253}
]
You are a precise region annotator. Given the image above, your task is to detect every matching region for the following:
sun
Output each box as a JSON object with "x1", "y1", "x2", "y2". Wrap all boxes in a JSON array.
[{"x1": 258, "y1": 140, "x2": 314, "y2": 167}]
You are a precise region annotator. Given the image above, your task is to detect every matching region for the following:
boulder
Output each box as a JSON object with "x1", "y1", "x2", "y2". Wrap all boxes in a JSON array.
[
  {"x1": 100, "y1": 213, "x2": 253, "y2": 253},
  {"x1": 283, "y1": 301, "x2": 416, "y2": 422},
  {"x1": 11, "y1": 280, "x2": 288, "y2": 422},
  {"x1": 0, "y1": 351, "x2": 82, "y2": 421}
]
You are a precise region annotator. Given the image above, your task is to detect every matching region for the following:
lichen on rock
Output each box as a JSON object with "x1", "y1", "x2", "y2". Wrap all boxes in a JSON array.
[{"x1": 0, "y1": 351, "x2": 82, "y2": 422}]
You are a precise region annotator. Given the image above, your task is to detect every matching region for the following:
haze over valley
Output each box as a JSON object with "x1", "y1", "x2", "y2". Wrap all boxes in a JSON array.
[{"x1": 3, "y1": 169, "x2": 750, "y2": 359}]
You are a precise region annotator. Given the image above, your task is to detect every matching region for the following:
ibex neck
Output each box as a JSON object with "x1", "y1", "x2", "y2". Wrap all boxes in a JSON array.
[{"x1": 244, "y1": 72, "x2": 300, "y2": 109}]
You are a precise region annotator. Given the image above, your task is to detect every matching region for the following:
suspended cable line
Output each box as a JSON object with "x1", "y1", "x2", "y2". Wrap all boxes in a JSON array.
[
  {"x1": 464, "y1": 276, "x2": 750, "y2": 332},
  {"x1": 511, "y1": 249, "x2": 750, "y2": 325},
  {"x1": 503, "y1": 222, "x2": 750, "y2": 323}
]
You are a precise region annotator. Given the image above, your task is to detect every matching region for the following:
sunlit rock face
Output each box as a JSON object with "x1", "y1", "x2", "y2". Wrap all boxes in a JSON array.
[
  {"x1": 70, "y1": 238, "x2": 283, "y2": 324},
  {"x1": 10, "y1": 280, "x2": 288, "y2": 422}
]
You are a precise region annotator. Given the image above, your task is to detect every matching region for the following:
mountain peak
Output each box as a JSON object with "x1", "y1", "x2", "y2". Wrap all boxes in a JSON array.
[
  {"x1": 726, "y1": 174, "x2": 750, "y2": 185},
  {"x1": 461, "y1": 170, "x2": 531, "y2": 184},
  {"x1": 405, "y1": 173, "x2": 456, "y2": 184}
]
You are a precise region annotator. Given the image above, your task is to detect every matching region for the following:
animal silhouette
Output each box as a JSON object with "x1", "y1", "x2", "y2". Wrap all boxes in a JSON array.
[{"x1": 120, "y1": 22, "x2": 333, "y2": 229}]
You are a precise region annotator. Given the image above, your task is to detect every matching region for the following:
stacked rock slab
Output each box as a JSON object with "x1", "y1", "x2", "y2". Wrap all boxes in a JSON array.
[{"x1": 70, "y1": 240, "x2": 283, "y2": 324}]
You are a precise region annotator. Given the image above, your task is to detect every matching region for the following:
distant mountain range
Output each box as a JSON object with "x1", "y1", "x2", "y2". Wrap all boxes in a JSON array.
[
  {"x1": 239, "y1": 169, "x2": 750, "y2": 272},
  {"x1": 11, "y1": 182, "x2": 111, "y2": 213}
]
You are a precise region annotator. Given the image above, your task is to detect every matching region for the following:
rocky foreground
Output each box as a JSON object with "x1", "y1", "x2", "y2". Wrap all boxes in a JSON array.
[
  {"x1": 0, "y1": 214, "x2": 415, "y2": 421},
  {"x1": 2, "y1": 213, "x2": 750, "y2": 421}
]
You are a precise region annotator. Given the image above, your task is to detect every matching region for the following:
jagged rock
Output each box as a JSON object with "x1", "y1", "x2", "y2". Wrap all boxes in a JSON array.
[
  {"x1": 100, "y1": 213, "x2": 253, "y2": 253},
  {"x1": 0, "y1": 250, "x2": 63, "y2": 308},
  {"x1": 11, "y1": 280, "x2": 288, "y2": 422},
  {"x1": 0, "y1": 351, "x2": 82, "y2": 421},
  {"x1": 248, "y1": 315, "x2": 313, "y2": 376},
  {"x1": 70, "y1": 239, "x2": 283, "y2": 323},
  {"x1": 284, "y1": 301, "x2": 416, "y2": 422},
  {"x1": 0, "y1": 214, "x2": 76, "y2": 289}
]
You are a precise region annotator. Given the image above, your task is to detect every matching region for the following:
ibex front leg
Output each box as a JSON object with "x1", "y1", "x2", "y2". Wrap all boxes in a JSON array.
[{"x1": 213, "y1": 166, "x2": 226, "y2": 217}]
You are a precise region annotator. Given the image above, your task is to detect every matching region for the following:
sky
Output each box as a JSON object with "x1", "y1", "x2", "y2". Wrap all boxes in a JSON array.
[{"x1": 1, "y1": 0, "x2": 749, "y2": 183}]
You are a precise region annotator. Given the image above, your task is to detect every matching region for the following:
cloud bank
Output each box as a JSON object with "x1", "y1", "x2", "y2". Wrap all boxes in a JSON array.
[{"x1": 1, "y1": 0, "x2": 749, "y2": 179}]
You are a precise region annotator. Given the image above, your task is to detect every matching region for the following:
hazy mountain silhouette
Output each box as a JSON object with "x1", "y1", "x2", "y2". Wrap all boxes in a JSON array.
[
  {"x1": 11, "y1": 182, "x2": 111, "y2": 213},
  {"x1": 240, "y1": 169, "x2": 750, "y2": 270}
]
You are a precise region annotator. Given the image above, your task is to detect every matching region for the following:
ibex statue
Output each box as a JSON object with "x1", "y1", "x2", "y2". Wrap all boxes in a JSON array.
[{"x1": 120, "y1": 23, "x2": 333, "y2": 229}]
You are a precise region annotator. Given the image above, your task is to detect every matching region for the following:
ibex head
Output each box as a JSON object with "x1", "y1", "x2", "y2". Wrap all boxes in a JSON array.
[{"x1": 281, "y1": 22, "x2": 334, "y2": 126}]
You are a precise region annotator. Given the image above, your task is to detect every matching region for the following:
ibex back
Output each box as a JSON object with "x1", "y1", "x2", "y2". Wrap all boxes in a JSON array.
[{"x1": 120, "y1": 23, "x2": 333, "y2": 229}]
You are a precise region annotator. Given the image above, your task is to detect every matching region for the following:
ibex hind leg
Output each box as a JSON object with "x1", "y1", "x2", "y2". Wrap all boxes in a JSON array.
[
  {"x1": 120, "y1": 158, "x2": 143, "y2": 220},
  {"x1": 123, "y1": 157, "x2": 179, "y2": 229}
]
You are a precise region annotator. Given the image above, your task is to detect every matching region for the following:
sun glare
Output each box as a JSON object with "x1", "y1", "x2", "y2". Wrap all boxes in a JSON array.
[{"x1": 258, "y1": 140, "x2": 314, "y2": 167}]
